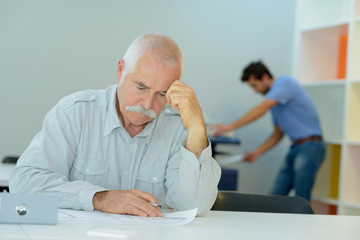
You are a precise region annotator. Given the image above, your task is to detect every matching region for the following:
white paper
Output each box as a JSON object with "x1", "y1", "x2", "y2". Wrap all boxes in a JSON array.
[
  {"x1": 217, "y1": 154, "x2": 243, "y2": 166},
  {"x1": 58, "y1": 208, "x2": 197, "y2": 226}
]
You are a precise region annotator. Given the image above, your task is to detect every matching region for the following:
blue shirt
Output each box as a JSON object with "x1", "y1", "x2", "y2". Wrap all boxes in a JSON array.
[
  {"x1": 9, "y1": 84, "x2": 221, "y2": 216},
  {"x1": 266, "y1": 76, "x2": 322, "y2": 141}
]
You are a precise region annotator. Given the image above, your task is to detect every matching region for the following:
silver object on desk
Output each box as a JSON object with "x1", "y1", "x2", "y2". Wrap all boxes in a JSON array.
[{"x1": 0, "y1": 193, "x2": 58, "y2": 224}]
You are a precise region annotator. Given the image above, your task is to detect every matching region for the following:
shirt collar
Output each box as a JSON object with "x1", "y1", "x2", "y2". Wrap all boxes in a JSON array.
[
  {"x1": 136, "y1": 116, "x2": 157, "y2": 139},
  {"x1": 104, "y1": 85, "x2": 122, "y2": 136}
]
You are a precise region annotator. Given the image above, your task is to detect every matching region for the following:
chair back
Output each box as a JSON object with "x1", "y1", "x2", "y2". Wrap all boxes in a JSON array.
[
  {"x1": 2, "y1": 156, "x2": 19, "y2": 164},
  {"x1": 212, "y1": 191, "x2": 314, "y2": 214}
]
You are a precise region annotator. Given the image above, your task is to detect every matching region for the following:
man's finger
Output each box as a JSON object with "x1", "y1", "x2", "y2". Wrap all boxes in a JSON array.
[
  {"x1": 133, "y1": 189, "x2": 158, "y2": 204},
  {"x1": 124, "y1": 205, "x2": 149, "y2": 217},
  {"x1": 129, "y1": 190, "x2": 162, "y2": 217},
  {"x1": 131, "y1": 198, "x2": 162, "y2": 217}
]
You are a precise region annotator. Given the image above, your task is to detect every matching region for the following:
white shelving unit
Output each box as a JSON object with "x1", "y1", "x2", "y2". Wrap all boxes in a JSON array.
[{"x1": 293, "y1": 0, "x2": 360, "y2": 215}]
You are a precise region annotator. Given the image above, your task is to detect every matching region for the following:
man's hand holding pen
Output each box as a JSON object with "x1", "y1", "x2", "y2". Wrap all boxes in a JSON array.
[{"x1": 92, "y1": 189, "x2": 163, "y2": 217}]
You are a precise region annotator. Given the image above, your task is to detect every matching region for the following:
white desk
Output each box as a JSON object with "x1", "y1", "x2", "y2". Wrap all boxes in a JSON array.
[
  {"x1": 0, "y1": 162, "x2": 15, "y2": 186},
  {"x1": 1, "y1": 211, "x2": 359, "y2": 240}
]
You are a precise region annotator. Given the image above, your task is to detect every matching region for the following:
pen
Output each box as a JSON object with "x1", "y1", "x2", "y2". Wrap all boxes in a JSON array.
[{"x1": 149, "y1": 202, "x2": 162, "y2": 208}]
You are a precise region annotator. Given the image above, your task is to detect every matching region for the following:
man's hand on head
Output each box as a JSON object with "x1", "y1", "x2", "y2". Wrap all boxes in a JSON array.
[
  {"x1": 166, "y1": 80, "x2": 205, "y2": 129},
  {"x1": 92, "y1": 189, "x2": 163, "y2": 217},
  {"x1": 166, "y1": 80, "x2": 208, "y2": 158}
]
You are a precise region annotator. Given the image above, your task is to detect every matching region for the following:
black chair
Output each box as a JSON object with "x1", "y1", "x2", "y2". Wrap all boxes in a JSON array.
[
  {"x1": 1, "y1": 155, "x2": 19, "y2": 192},
  {"x1": 2, "y1": 155, "x2": 19, "y2": 164},
  {"x1": 211, "y1": 191, "x2": 314, "y2": 214}
]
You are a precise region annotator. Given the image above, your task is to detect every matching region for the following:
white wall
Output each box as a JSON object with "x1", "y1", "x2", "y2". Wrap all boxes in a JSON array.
[{"x1": 0, "y1": 0, "x2": 295, "y2": 194}]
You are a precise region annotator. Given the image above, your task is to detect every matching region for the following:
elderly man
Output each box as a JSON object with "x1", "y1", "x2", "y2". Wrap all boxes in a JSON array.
[{"x1": 10, "y1": 34, "x2": 221, "y2": 217}]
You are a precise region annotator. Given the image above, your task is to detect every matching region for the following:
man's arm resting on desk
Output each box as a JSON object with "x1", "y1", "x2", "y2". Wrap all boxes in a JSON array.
[
  {"x1": 9, "y1": 104, "x2": 105, "y2": 211},
  {"x1": 10, "y1": 165, "x2": 108, "y2": 210}
]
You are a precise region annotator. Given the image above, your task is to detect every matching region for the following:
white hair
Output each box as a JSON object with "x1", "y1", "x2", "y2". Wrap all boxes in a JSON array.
[{"x1": 120, "y1": 34, "x2": 184, "y2": 83}]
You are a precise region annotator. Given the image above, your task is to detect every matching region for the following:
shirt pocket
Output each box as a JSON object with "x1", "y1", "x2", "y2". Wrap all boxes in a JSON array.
[
  {"x1": 69, "y1": 155, "x2": 109, "y2": 186},
  {"x1": 135, "y1": 166, "x2": 166, "y2": 205}
]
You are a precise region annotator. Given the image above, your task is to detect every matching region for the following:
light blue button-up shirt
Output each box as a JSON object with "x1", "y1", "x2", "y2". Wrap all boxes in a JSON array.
[
  {"x1": 266, "y1": 76, "x2": 322, "y2": 141},
  {"x1": 9, "y1": 84, "x2": 221, "y2": 216}
]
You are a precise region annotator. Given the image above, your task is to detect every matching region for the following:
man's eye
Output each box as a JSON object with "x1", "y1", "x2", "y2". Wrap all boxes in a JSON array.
[
  {"x1": 136, "y1": 85, "x2": 146, "y2": 91},
  {"x1": 159, "y1": 92, "x2": 166, "y2": 97}
]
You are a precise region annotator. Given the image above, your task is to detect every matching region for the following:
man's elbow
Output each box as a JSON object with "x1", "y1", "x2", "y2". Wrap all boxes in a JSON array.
[{"x1": 9, "y1": 167, "x2": 33, "y2": 194}]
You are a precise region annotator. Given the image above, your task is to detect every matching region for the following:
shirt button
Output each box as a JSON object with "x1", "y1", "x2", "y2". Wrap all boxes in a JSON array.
[
  {"x1": 153, "y1": 177, "x2": 158, "y2": 182},
  {"x1": 86, "y1": 168, "x2": 91, "y2": 173},
  {"x1": 124, "y1": 171, "x2": 128, "y2": 175}
]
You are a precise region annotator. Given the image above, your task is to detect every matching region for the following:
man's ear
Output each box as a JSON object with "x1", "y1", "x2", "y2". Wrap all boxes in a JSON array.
[
  {"x1": 117, "y1": 59, "x2": 125, "y2": 84},
  {"x1": 261, "y1": 73, "x2": 272, "y2": 83},
  {"x1": 261, "y1": 73, "x2": 269, "y2": 81}
]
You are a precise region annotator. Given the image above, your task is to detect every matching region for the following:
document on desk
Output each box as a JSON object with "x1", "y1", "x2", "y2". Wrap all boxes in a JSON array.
[
  {"x1": 58, "y1": 208, "x2": 197, "y2": 226},
  {"x1": 217, "y1": 153, "x2": 243, "y2": 166}
]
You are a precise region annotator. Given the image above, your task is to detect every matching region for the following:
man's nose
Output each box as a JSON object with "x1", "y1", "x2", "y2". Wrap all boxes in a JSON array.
[
  {"x1": 254, "y1": 87, "x2": 261, "y2": 93},
  {"x1": 142, "y1": 93, "x2": 155, "y2": 110}
]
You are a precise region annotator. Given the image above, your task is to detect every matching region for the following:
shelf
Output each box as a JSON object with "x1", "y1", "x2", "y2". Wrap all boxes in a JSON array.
[
  {"x1": 349, "y1": 78, "x2": 360, "y2": 83},
  {"x1": 343, "y1": 202, "x2": 360, "y2": 209},
  {"x1": 349, "y1": 21, "x2": 360, "y2": 79},
  {"x1": 301, "y1": 80, "x2": 345, "y2": 88},
  {"x1": 295, "y1": 0, "x2": 359, "y2": 215},
  {"x1": 312, "y1": 145, "x2": 341, "y2": 201},
  {"x1": 325, "y1": 140, "x2": 342, "y2": 145},
  {"x1": 346, "y1": 141, "x2": 360, "y2": 146},
  {"x1": 340, "y1": 204, "x2": 360, "y2": 215},
  {"x1": 297, "y1": 24, "x2": 348, "y2": 83},
  {"x1": 346, "y1": 82, "x2": 360, "y2": 142},
  {"x1": 341, "y1": 146, "x2": 360, "y2": 205},
  {"x1": 312, "y1": 196, "x2": 339, "y2": 206},
  {"x1": 311, "y1": 200, "x2": 338, "y2": 215},
  {"x1": 305, "y1": 85, "x2": 345, "y2": 141},
  {"x1": 297, "y1": 0, "x2": 351, "y2": 30},
  {"x1": 355, "y1": 0, "x2": 360, "y2": 18},
  {"x1": 301, "y1": 21, "x2": 349, "y2": 33}
]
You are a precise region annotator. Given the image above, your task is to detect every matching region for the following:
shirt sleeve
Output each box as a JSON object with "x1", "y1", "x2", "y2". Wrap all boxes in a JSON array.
[
  {"x1": 266, "y1": 77, "x2": 292, "y2": 104},
  {"x1": 9, "y1": 104, "x2": 107, "y2": 211},
  {"x1": 164, "y1": 137, "x2": 221, "y2": 217}
]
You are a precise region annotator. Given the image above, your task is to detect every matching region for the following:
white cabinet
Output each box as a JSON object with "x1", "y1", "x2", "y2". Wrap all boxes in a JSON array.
[{"x1": 294, "y1": 0, "x2": 360, "y2": 215}]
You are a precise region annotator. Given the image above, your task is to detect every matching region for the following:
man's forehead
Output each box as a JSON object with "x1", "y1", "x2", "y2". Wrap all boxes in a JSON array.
[
  {"x1": 247, "y1": 78, "x2": 257, "y2": 85},
  {"x1": 132, "y1": 78, "x2": 172, "y2": 92}
]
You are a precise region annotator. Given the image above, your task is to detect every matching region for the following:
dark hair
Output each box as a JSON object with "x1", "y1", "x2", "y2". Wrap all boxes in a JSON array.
[{"x1": 240, "y1": 61, "x2": 273, "y2": 82}]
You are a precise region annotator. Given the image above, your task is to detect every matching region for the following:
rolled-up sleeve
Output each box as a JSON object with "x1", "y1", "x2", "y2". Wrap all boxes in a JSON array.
[{"x1": 164, "y1": 139, "x2": 221, "y2": 216}]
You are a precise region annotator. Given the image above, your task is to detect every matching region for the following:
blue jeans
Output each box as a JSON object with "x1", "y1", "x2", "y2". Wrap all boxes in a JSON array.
[{"x1": 270, "y1": 140, "x2": 325, "y2": 201}]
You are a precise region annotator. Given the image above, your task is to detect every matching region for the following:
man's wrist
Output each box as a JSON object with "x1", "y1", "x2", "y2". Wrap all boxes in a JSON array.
[
  {"x1": 188, "y1": 125, "x2": 207, "y2": 143},
  {"x1": 188, "y1": 124, "x2": 206, "y2": 134},
  {"x1": 186, "y1": 124, "x2": 208, "y2": 158},
  {"x1": 92, "y1": 191, "x2": 108, "y2": 210}
]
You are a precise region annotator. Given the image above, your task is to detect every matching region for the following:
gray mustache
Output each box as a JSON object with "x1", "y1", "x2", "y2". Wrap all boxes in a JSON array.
[{"x1": 125, "y1": 105, "x2": 157, "y2": 118}]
